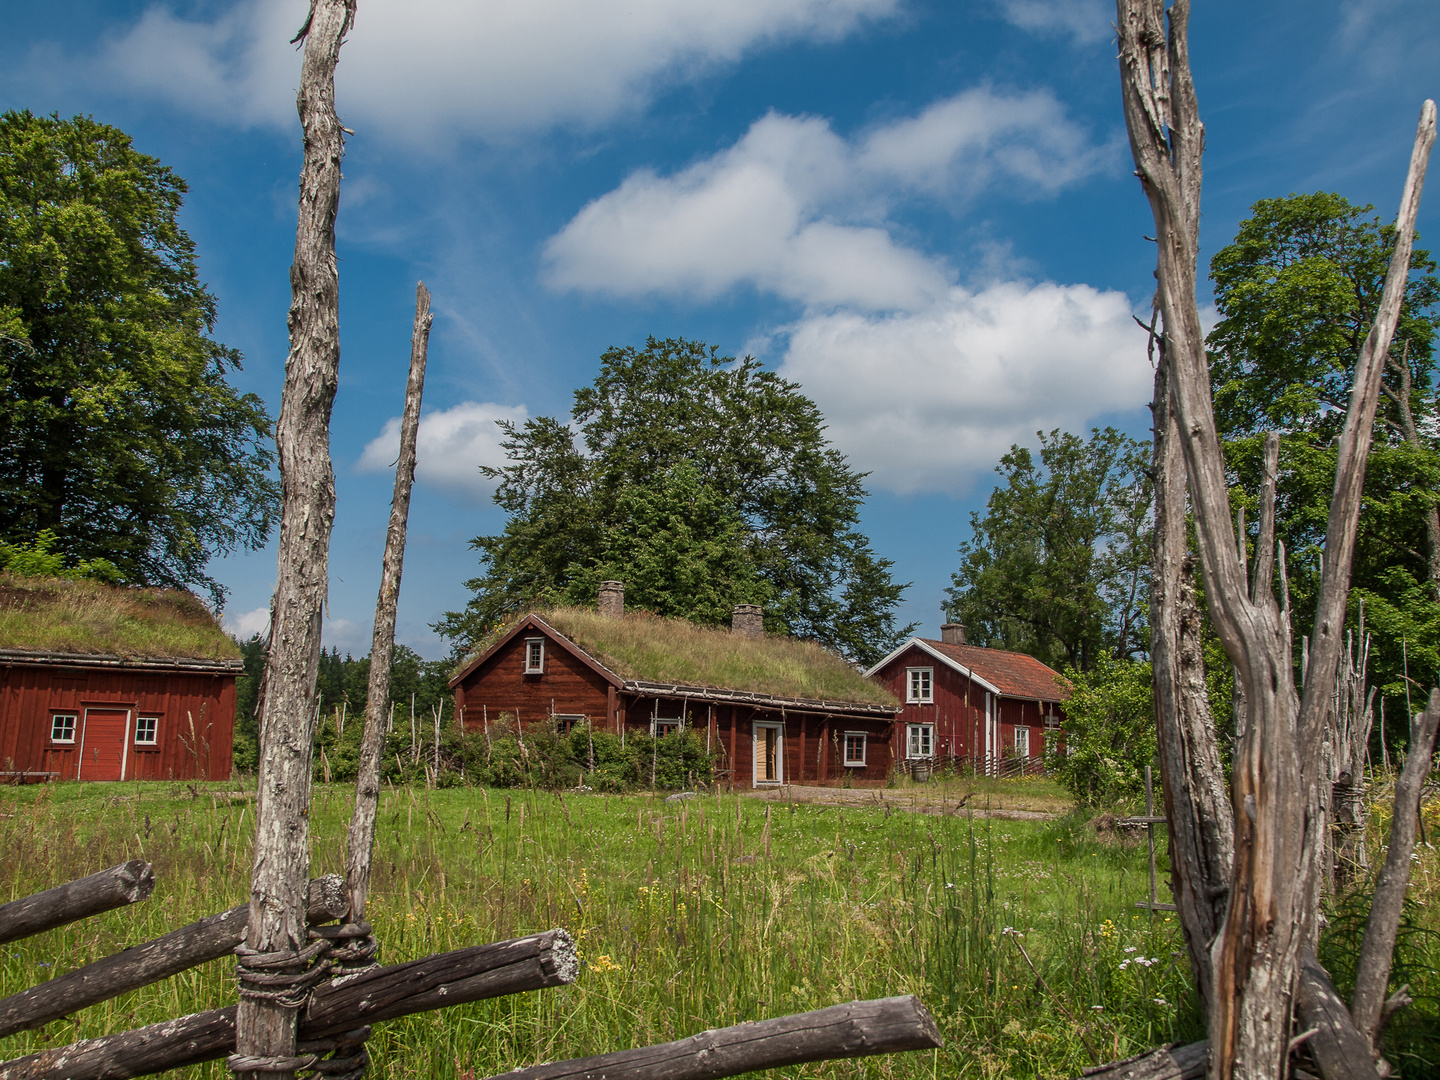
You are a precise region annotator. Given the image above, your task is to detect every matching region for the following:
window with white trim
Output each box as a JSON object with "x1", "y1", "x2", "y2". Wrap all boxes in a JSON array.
[
  {"x1": 1014, "y1": 725, "x2": 1030, "y2": 758},
  {"x1": 653, "y1": 718, "x2": 681, "y2": 737},
  {"x1": 135, "y1": 716, "x2": 159, "y2": 745},
  {"x1": 843, "y1": 732, "x2": 867, "y2": 767},
  {"x1": 906, "y1": 723, "x2": 934, "y2": 759},
  {"x1": 553, "y1": 714, "x2": 584, "y2": 734},
  {"x1": 906, "y1": 667, "x2": 933, "y2": 704},
  {"x1": 524, "y1": 638, "x2": 545, "y2": 674},
  {"x1": 50, "y1": 713, "x2": 77, "y2": 743}
]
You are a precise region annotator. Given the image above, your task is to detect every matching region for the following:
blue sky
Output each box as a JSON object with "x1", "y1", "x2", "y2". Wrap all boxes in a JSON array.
[{"x1": 3, "y1": 0, "x2": 1437, "y2": 659}]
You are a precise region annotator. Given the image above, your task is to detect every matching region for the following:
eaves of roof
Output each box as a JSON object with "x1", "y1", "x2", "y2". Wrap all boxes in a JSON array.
[
  {"x1": 0, "y1": 649, "x2": 244, "y2": 674},
  {"x1": 622, "y1": 679, "x2": 900, "y2": 717}
]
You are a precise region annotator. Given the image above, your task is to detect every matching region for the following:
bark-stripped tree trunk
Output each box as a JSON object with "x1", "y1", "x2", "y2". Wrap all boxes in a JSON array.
[
  {"x1": 1116, "y1": 3, "x2": 1435, "y2": 1076},
  {"x1": 1150, "y1": 350, "x2": 1234, "y2": 1022},
  {"x1": 346, "y1": 282, "x2": 432, "y2": 925},
  {"x1": 1350, "y1": 688, "x2": 1440, "y2": 1046},
  {"x1": 235, "y1": 3, "x2": 354, "y2": 1079}
]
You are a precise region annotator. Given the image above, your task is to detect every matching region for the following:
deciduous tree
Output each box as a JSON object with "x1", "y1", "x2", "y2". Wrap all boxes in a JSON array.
[
  {"x1": 0, "y1": 111, "x2": 278, "y2": 603},
  {"x1": 945, "y1": 427, "x2": 1151, "y2": 670},
  {"x1": 437, "y1": 336, "x2": 912, "y2": 666}
]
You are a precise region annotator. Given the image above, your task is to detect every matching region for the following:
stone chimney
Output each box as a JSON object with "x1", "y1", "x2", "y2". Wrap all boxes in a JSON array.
[
  {"x1": 598, "y1": 580, "x2": 624, "y2": 619},
  {"x1": 732, "y1": 604, "x2": 764, "y2": 639},
  {"x1": 940, "y1": 622, "x2": 966, "y2": 646}
]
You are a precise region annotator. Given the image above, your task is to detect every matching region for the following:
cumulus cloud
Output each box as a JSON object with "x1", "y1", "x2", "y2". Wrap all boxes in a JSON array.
[
  {"x1": 223, "y1": 605, "x2": 271, "y2": 641},
  {"x1": 777, "y1": 281, "x2": 1152, "y2": 494},
  {"x1": 80, "y1": 0, "x2": 899, "y2": 138},
  {"x1": 543, "y1": 88, "x2": 1112, "y2": 310},
  {"x1": 995, "y1": 0, "x2": 1112, "y2": 44},
  {"x1": 358, "y1": 401, "x2": 529, "y2": 500}
]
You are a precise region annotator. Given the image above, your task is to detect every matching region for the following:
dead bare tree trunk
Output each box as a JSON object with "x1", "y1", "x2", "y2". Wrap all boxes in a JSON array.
[
  {"x1": 346, "y1": 282, "x2": 432, "y2": 928},
  {"x1": 1149, "y1": 350, "x2": 1233, "y2": 1022},
  {"x1": 1350, "y1": 688, "x2": 1440, "y2": 1046},
  {"x1": 1117, "y1": 3, "x2": 1435, "y2": 1075},
  {"x1": 235, "y1": 3, "x2": 355, "y2": 1079}
]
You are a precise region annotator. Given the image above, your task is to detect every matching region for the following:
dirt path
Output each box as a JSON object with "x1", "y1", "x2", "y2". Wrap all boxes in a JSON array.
[{"x1": 734, "y1": 784, "x2": 1066, "y2": 820}]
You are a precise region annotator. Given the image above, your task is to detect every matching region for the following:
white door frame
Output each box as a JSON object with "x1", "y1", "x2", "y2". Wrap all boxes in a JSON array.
[
  {"x1": 78, "y1": 706, "x2": 132, "y2": 782},
  {"x1": 752, "y1": 721, "x2": 784, "y2": 786}
]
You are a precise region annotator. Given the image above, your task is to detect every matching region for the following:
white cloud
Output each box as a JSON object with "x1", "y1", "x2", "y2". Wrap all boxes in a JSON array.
[
  {"x1": 359, "y1": 401, "x2": 529, "y2": 500},
  {"x1": 224, "y1": 605, "x2": 272, "y2": 640},
  {"x1": 544, "y1": 89, "x2": 1110, "y2": 311},
  {"x1": 83, "y1": 0, "x2": 900, "y2": 138},
  {"x1": 995, "y1": 0, "x2": 1111, "y2": 44},
  {"x1": 777, "y1": 281, "x2": 1153, "y2": 494}
]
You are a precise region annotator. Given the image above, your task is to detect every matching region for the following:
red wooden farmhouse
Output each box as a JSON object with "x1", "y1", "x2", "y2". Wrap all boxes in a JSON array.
[
  {"x1": 0, "y1": 578, "x2": 242, "y2": 782},
  {"x1": 449, "y1": 583, "x2": 901, "y2": 788},
  {"x1": 865, "y1": 623, "x2": 1068, "y2": 775}
]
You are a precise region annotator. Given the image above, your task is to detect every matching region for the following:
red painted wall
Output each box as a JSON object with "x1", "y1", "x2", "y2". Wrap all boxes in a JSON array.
[
  {"x1": 0, "y1": 662, "x2": 236, "y2": 781},
  {"x1": 873, "y1": 645, "x2": 1066, "y2": 769},
  {"x1": 453, "y1": 631, "x2": 613, "y2": 734}
]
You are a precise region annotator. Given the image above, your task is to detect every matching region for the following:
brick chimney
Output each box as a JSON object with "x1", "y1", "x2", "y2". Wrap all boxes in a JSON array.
[
  {"x1": 732, "y1": 604, "x2": 764, "y2": 639},
  {"x1": 940, "y1": 623, "x2": 966, "y2": 646},
  {"x1": 598, "y1": 581, "x2": 624, "y2": 619}
]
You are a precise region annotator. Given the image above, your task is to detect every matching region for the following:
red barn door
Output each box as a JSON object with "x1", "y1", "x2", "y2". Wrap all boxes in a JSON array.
[{"x1": 78, "y1": 709, "x2": 130, "y2": 781}]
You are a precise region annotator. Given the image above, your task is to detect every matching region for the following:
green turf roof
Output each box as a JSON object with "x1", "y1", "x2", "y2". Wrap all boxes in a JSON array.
[
  {"x1": 0, "y1": 574, "x2": 241, "y2": 661},
  {"x1": 535, "y1": 607, "x2": 897, "y2": 707}
]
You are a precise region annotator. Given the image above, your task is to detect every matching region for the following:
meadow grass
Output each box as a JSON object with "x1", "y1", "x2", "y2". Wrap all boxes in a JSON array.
[{"x1": 0, "y1": 780, "x2": 1210, "y2": 1080}]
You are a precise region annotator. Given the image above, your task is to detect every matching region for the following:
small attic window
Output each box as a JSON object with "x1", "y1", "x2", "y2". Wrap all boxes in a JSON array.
[{"x1": 524, "y1": 637, "x2": 545, "y2": 674}]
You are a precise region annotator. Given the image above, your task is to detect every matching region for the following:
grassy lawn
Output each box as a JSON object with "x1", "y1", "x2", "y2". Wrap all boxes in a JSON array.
[{"x1": 0, "y1": 779, "x2": 1286, "y2": 1079}]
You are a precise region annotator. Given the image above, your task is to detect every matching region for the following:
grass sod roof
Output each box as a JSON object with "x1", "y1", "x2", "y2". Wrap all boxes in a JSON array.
[
  {"x1": 512, "y1": 607, "x2": 897, "y2": 708},
  {"x1": 0, "y1": 573, "x2": 242, "y2": 662}
]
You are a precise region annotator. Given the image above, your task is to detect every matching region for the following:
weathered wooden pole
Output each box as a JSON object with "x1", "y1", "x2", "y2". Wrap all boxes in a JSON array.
[
  {"x1": 235, "y1": 2, "x2": 354, "y2": 1079},
  {"x1": 346, "y1": 282, "x2": 433, "y2": 927},
  {"x1": 0, "y1": 862, "x2": 153, "y2": 946},
  {"x1": 480, "y1": 996, "x2": 942, "y2": 1080},
  {"x1": 0, "y1": 877, "x2": 348, "y2": 1039},
  {"x1": 0, "y1": 930, "x2": 578, "y2": 1080}
]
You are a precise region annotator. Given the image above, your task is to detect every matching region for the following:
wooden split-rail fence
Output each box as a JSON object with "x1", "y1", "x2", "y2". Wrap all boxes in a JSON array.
[{"x1": 0, "y1": 859, "x2": 943, "y2": 1080}]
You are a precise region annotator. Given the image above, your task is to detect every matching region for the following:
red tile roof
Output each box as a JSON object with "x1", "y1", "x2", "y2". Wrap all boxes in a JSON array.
[{"x1": 920, "y1": 639, "x2": 1070, "y2": 702}]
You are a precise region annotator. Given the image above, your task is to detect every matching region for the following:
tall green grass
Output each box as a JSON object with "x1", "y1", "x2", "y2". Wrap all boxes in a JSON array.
[{"x1": 4, "y1": 782, "x2": 1204, "y2": 1079}]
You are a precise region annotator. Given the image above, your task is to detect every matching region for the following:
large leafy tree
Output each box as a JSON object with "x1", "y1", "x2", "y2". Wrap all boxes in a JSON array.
[
  {"x1": 436, "y1": 336, "x2": 912, "y2": 665},
  {"x1": 0, "y1": 111, "x2": 278, "y2": 602},
  {"x1": 1208, "y1": 192, "x2": 1440, "y2": 722},
  {"x1": 945, "y1": 427, "x2": 1151, "y2": 671}
]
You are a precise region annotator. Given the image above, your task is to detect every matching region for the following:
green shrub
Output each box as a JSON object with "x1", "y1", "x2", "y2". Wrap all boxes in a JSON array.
[{"x1": 1053, "y1": 655, "x2": 1155, "y2": 807}]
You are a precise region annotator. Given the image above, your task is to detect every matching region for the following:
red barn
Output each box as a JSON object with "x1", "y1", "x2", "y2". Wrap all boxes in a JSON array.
[
  {"x1": 865, "y1": 623, "x2": 1068, "y2": 776},
  {"x1": 449, "y1": 586, "x2": 901, "y2": 788},
  {"x1": 0, "y1": 577, "x2": 242, "y2": 782}
]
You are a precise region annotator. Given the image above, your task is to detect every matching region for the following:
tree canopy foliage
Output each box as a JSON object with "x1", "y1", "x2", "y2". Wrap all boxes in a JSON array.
[
  {"x1": 1208, "y1": 192, "x2": 1440, "y2": 721},
  {"x1": 0, "y1": 111, "x2": 278, "y2": 603},
  {"x1": 945, "y1": 427, "x2": 1151, "y2": 671},
  {"x1": 436, "y1": 337, "x2": 912, "y2": 665}
]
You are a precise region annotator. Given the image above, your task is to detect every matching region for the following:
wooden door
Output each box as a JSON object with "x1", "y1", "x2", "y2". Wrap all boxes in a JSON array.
[
  {"x1": 79, "y1": 709, "x2": 130, "y2": 781},
  {"x1": 753, "y1": 723, "x2": 783, "y2": 786}
]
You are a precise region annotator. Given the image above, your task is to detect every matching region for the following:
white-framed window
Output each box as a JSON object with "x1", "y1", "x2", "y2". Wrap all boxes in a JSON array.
[
  {"x1": 906, "y1": 667, "x2": 933, "y2": 704},
  {"x1": 843, "y1": 732, "x2": 867, "y2": 767},
  {"x1": 1014, "y1": 725, "x2": 1030, "y2": 758},
  {"x1": 1043, "y1": 712, "x2": 1061, "y2": 730},
  {"x1": 523, "y1": 637, "x2": 545, "y2": 674},
  {"x1": 906, "y1": 723, "x2": 934, "y2": 759},
  {"x1": 554, "y1": 714, "x2": 584, "y2": 734},
  {"x1": 653, "y1": 718, "x2": 681, "y2": 737},
  {"x1": 134, "y1": 716, "x2": 159, "y2": 745},
  {"x1": 50, "y1": 713, "x2": 77, "y2": 743}
]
